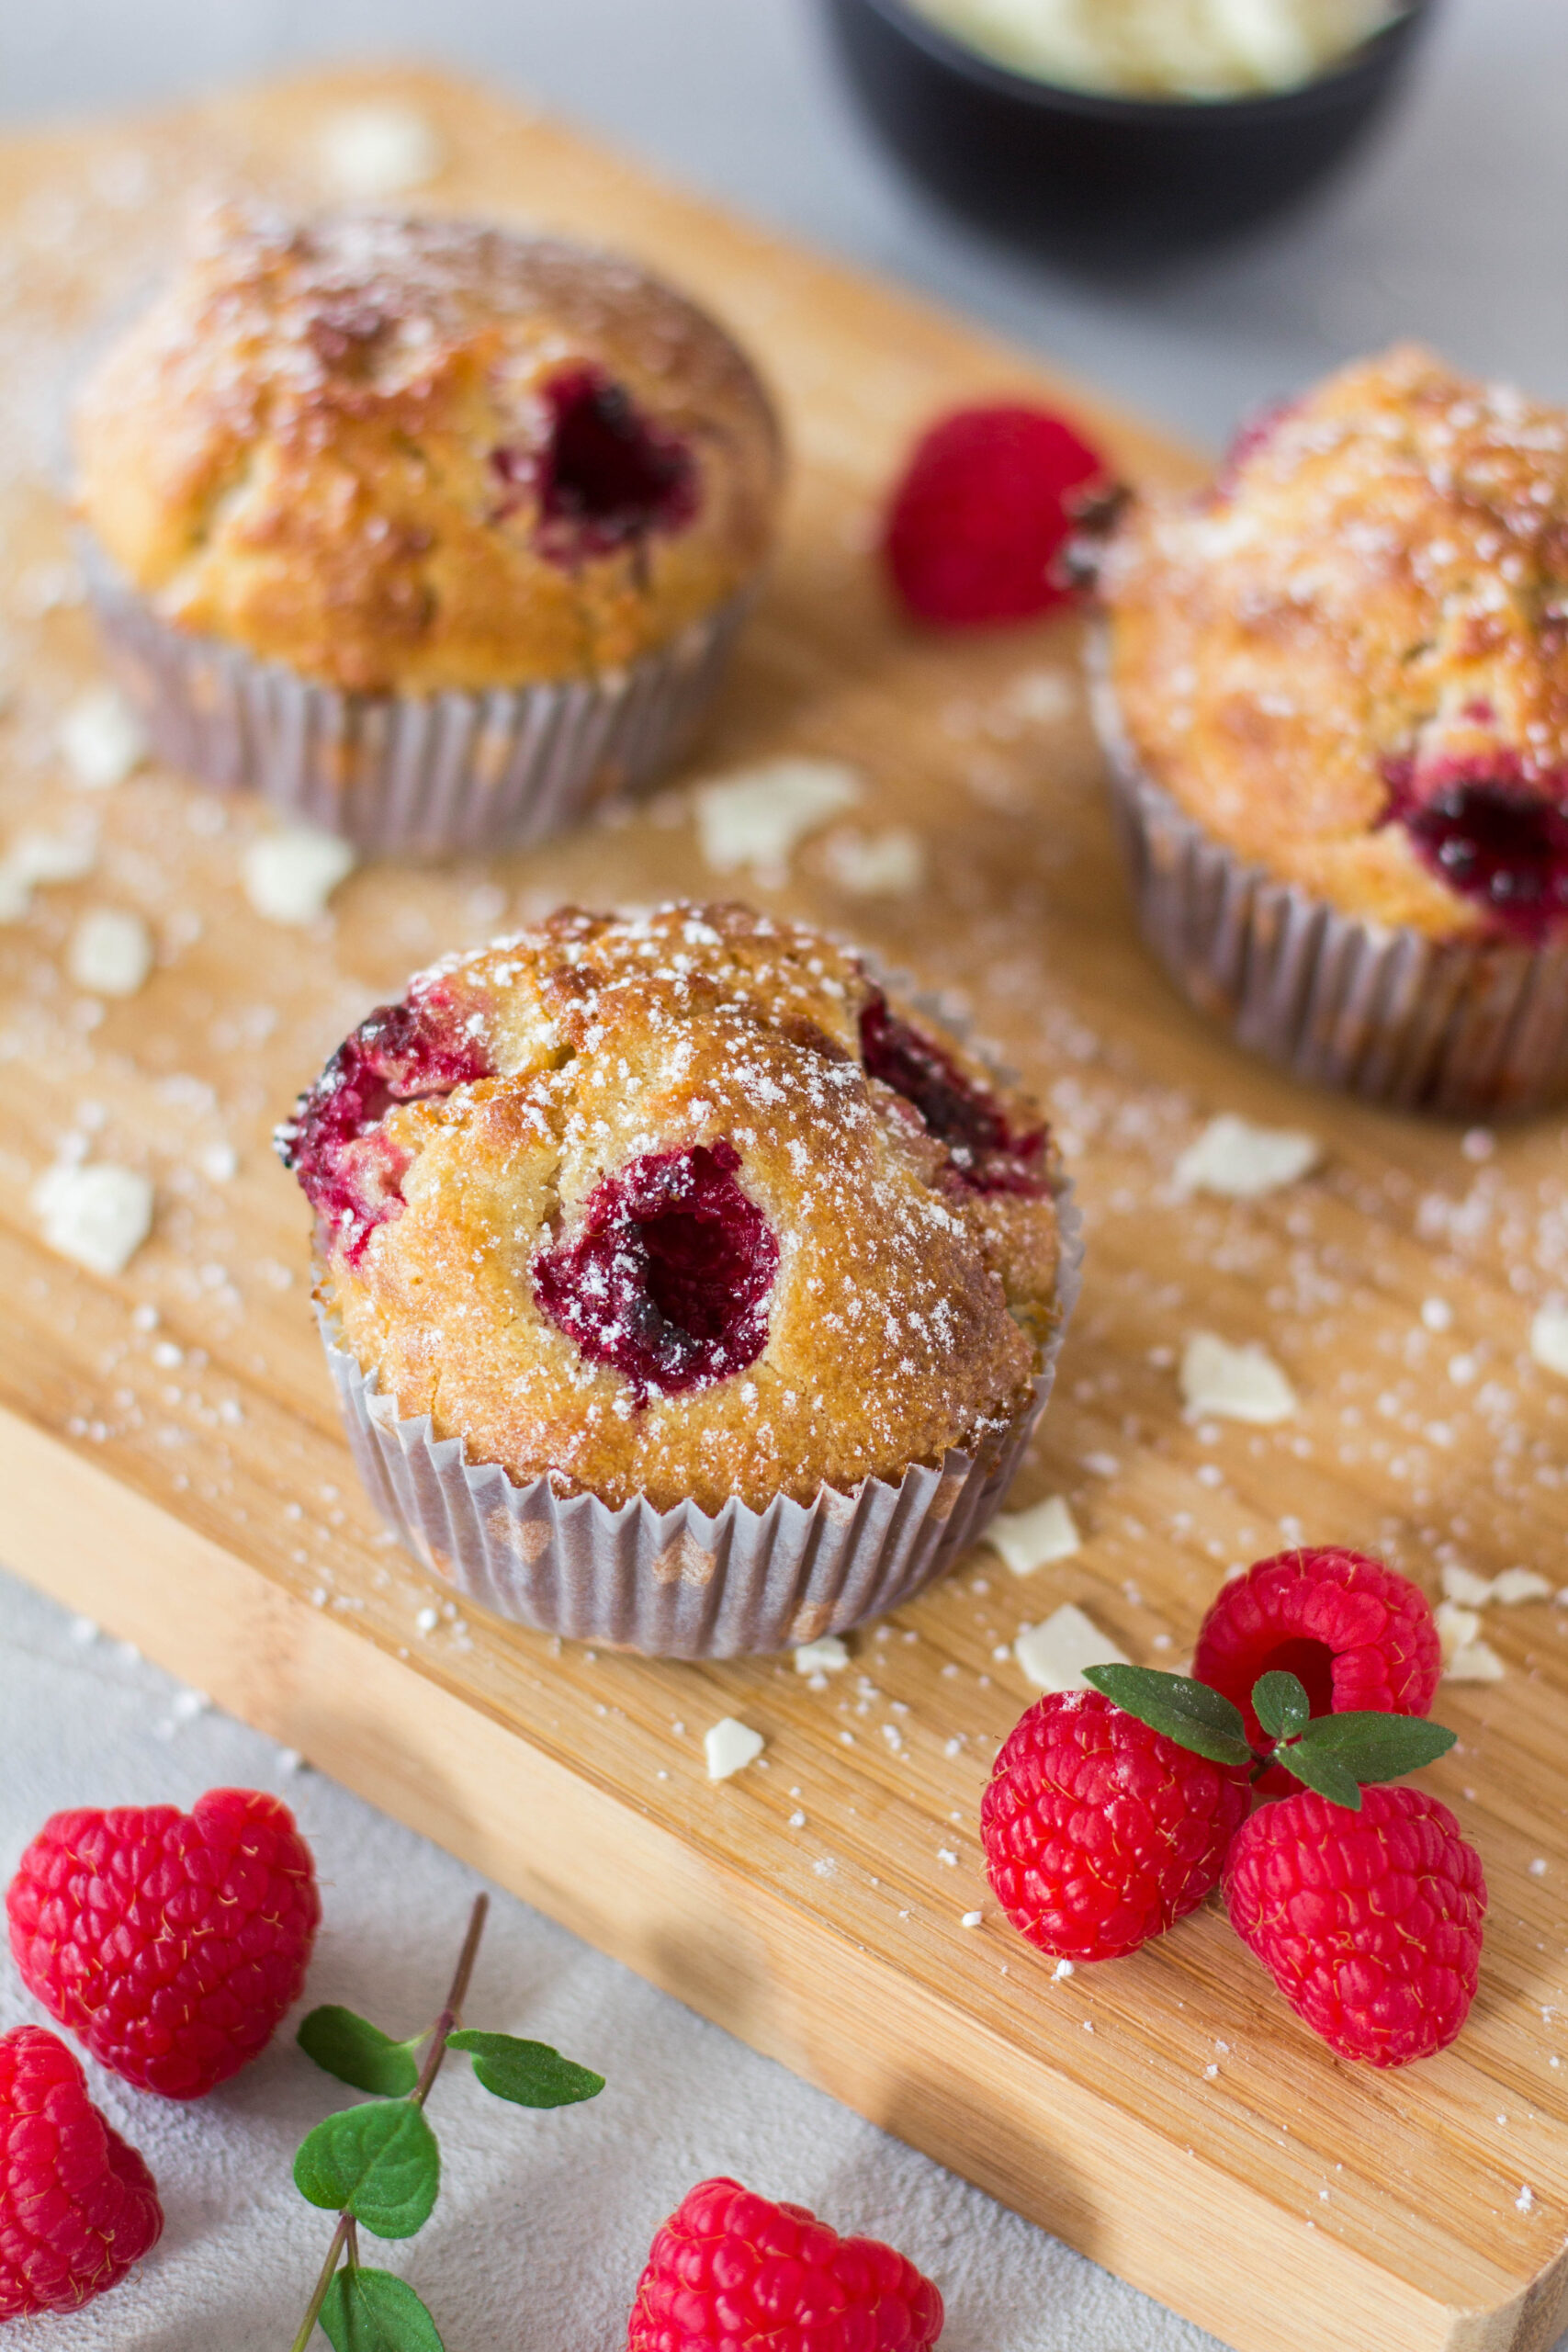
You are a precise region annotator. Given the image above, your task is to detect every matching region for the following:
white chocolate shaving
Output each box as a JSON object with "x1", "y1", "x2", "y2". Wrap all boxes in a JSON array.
[
  {"x1": 1014, "y1": 1602, "x2": 1128, "y2": 1693},
  {"x1": 34, "y1": 1161, "x2": 152, "y2": 1276},
  {"x1": 1179, "y1": 1332, "x2": 1298, "y2": 1424},
  {"x1": 68, "y1": 908, "x2": 153, "y2": 998},
  {"x1": 1173, "y1": 1114, "x2": 1321, "y2": 1201},
  {"x1": 694, "y1": 758, "x2": 863, "y2": 882},
  {"x1": 61, "y1": 688, "x2": 147, "y2": 789},
  {"x1": 704, "y1": 1717, "x2": 765, "y2": 1781},
  {"x1": 318, "y1": 103, "x2": 445, "y2": 198},
  {"x1": 986, "y1": 1495, "x2": 1081, "y2": 1577},
  {"x1": 242, "y1": 827, "x2": 357, "y2": 925}
]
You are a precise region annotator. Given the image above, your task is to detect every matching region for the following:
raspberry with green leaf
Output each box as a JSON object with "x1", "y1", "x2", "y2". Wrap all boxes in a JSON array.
[
  {"x1": 982, "y1": 1687, "x2": 1251, "y2": 1962},
  {"x1": 1192, "y1": 1547, "x2": 1441, "y2": 1790},
  {"x1": 1083, "y1": 1660, "x2": 1483, "y2": 2065}
]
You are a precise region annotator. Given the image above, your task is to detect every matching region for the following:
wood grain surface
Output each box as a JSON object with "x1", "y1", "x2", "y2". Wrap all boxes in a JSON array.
[{"x1": 2, "y1": 65, "x2": 1567, "y2": 2352}]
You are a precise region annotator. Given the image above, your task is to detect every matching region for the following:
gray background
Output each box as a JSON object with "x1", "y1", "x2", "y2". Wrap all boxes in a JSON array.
[
  {"x1": 2, "y1": 0, "x2": 1565, "y2": 447},
  {"x1": 0, "y1": 6, "x2": 1562, "y2": 2346}
]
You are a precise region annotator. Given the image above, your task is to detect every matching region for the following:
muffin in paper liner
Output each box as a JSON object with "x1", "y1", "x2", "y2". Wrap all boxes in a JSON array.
[
  {"x1": 1089, "y1": 635, "x2": 1568, "y2": 1118},
  {"x1": 318, "y1": 1182, "x2": 1081, "y2": 1659},
  {"x1": 85, "y1": 547, "x2": 752, "y2": 858}
]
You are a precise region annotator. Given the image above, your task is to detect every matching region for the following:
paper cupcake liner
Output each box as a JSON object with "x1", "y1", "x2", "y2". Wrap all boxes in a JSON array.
[
  {"x1": 1089, "y1": 636, "x2": 1568, "y2": 1116},
  {"x1": 84, "y1": 544, "x2": 751, "y2": 857},
  {"x1": 319, "y1": 1182, "x2": 1081, "y2": 1659}
]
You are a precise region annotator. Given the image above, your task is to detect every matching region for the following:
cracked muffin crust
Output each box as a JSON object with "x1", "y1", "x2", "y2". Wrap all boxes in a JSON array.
[
  {"x1": 281, "y1": 902, "x2": 1063, "y2": 1515},
  {"x1": 1097, "y1": 345, "x2": 1568, "y2": 944},
  {"x1": 75, "y1": 209, "x2": 783, "y2": 695}
]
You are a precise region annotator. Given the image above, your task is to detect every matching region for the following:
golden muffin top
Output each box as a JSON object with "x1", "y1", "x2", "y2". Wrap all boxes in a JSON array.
[
  {"x1": 283, "y1": 901, "x2": 1063, "y2": 1514},
  {"x1": 1098, "y1": 345, "x2": 1568, "y2": 942},
  {"x1": 75, "y1": 210, "x2": 784, "y2": 695}
]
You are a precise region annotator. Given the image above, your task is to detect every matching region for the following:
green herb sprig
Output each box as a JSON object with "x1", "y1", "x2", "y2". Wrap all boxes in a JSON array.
[
  {"x1": 288, "y1": 1894, "x2": 604, "y2": 2351},
  {"x1": 1082, "y1": 1664, "x2": 1455, "y2": 1808}
]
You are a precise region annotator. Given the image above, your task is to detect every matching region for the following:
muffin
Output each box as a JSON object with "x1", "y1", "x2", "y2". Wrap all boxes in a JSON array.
[
  {"x1": 280, "y1": 900, "x2": 1078, "y2": 1656},
  {"x1": 75, "y1": 209, "x2": 783, "y2": 854},
  {"x1": 1090, "y1": 344, "x2": 1568, "y2": 1114}
]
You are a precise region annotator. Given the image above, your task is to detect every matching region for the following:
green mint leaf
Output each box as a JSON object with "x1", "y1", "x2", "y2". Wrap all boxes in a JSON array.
[
  {"x1": 1252, "y1": 1671, "x2": 1311, "y2": 1745},
  {"x1": 320, "y1": 2265, "x2": 446, "y2": 2352},
  {"x1": 1082, "y1": 1665, "x2": 1253, "y2": 1770},
  {"x1": 293, "y1": 2103, "x2": 440, "y2": 2240},
  {"x1": 445, "y1": 2030, "x2": 605, "y2": 2109},
  {"x1": 1282, "y1": 1743, "x2": 1363, "y2": 1811},
  {"x1": 1292, "y1": 1711, "x2": 1457, "y2": 1783},
  {"x1": 298, "y1": 2007, "x2": 422, "y2": 2098}
]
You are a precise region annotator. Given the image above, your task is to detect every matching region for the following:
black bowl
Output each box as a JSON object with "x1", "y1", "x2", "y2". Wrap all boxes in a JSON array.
[{"x1": 822, "y1": 0, "x2": 1437, "y2": 266}]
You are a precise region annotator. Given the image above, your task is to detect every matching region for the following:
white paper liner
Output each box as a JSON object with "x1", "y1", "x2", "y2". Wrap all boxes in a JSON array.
[
  {"x1": 319, "y1": 1183, "x2": 1081, "y2": 1659},
  {"x1": 1089, "y1": 631, "x2": 1568, "y2": 1116},
  {"x1": 84, "y1": 543, "x2": 751, "y2": 856}
]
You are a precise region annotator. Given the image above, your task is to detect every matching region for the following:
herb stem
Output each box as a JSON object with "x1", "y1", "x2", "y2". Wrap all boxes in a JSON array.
[
  {"x1": 289, "y1": 2215, "x2": 352, "y2": 2352},
  {"x1": 414, "y1": 1892, "x2": 489, "y2": 2109}
]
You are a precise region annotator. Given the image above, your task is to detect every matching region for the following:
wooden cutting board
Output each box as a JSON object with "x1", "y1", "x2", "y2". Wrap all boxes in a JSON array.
[{"x1": 2, "y1": 64, "x2": 1567, "y2": 2352}]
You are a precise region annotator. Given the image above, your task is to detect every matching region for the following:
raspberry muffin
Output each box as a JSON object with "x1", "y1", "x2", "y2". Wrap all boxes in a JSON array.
[
  {"x1": 75, "y1": 209, "x2": 782, "y2": 853},
  {"x1": 280, "y1": 901, "x2": 1077, "y2": 1655},
  {"x1": 1090, "y1": 345, "x2": 1568, "y2": 1113}
]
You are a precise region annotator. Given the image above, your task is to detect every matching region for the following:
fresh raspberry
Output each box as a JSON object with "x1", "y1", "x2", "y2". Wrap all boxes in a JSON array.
[
  {"x1": 884, "y1": 403, "x2": 1107, "y2": 627},
  {"x1": 0, "y1": 2025, "x2": 163, "y2": 2315},
  {"x1": 7, "y1": 1788, "x2": 321, "y2": 2100},
  {"x1": 981, "y1": 1689, "x2": 1251, "y2": 1963},
  {"x1": 1224, "y1": 1784, "x2": 1486, "y2": 2067},
  {"x1": 1194, "y1": 1547, "x2": 1440, "y2": 1790},
  {"x1": 626, "y1": 2176, "x2": 943, "y2": 2351}
]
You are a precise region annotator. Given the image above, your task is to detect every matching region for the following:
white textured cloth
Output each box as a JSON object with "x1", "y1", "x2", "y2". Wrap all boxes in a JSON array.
[{"x1": 0, "y1": 1566, "x2": 1228, "y2": 2350}]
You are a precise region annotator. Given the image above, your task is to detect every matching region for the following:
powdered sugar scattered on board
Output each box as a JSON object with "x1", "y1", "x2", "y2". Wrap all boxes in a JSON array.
[{"x1": 60, "y1": 687, "x2": 146, "y2": 789}]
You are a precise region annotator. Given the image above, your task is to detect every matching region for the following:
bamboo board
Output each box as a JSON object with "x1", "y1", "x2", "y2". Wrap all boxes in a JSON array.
[{"x1": 2, "y1": 63, "x2": 1568, "y2": 2352}]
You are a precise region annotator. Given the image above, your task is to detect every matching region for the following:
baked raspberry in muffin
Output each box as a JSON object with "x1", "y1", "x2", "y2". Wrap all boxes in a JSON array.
[
  {"x1": 281, "y1": 903, "x2": 1075, "y2": 1651},
  {"x1": 75, "y1": 210, "x2": 782, "y2": 850},
  {"x1": 1091, "y1": 346, "x2": 1568, "y2": 1111}
]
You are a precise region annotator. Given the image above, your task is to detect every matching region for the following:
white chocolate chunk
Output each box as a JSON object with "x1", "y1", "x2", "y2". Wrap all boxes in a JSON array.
[
  {"x1": 1491, "y1": 1568, "x2": 1551, "y2": 1607},
  {"x1": 694, "y1": 758, "x2": 863, "y2": 880},
  {"x1": 1436, "y1": 1600, "x2": 1482, "y2": 1664},
  {"x1": 704, "y1": 1716, "x2": 764, "y2": 1781},
  {"x1": 1179, "y1": 1332, "x2": 1298, "y2": 1424},
  {"x1": 242, "y1": 827, "x2": 356, "y2": 924},
  {"x1": 1174, "y1": 1114, "x2": 1321, "y2": 1200},
  {"x1": 1444, "y1": 1639, "x2": 1506, "y2": 1685},
  {"x1": 1439, "y1": 1564, "x2": 1551, "y2": 1609},
  {"x1": 319, "y1": 103, "x2": 445, "y2": 197},
  {"x1": 820, "y1": 824, "x2": 927, "y2": 897},
  {"x1": 9, "y1": 830, "x2": 98, "y2": 887},
  {"x1": 986, "y1": 1495, "x2": 1081, "y2": 1577},
  {"x1": 1436, "y1": 1600, "x2": 1505, "y2": 1682},
  {"x1": 1014, "y1": 1602, "x2": 1129, "y2": 1693},
  {"x1": 794, "y1": 1636, "x2": 850, "y2": 1676},
  {"x1": 1440, "y1": 1565, "x2": 1495, "y2": 1608},
  {"x1": 1529, "y1": 1304, "x2": 1568, "y2": 1379},
  {"x1": 0, "y1": 828, "x2": 100, "y2": 925},
  {"x1": 61, "y1": 688, "x2": 147, "y2": 789},
  {"x1": 68, "y1": 908, "x2": 152, "y2": 998},
  {"x1": 34, "y1": 1161, "x2": 152, "y2": 1276}
]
